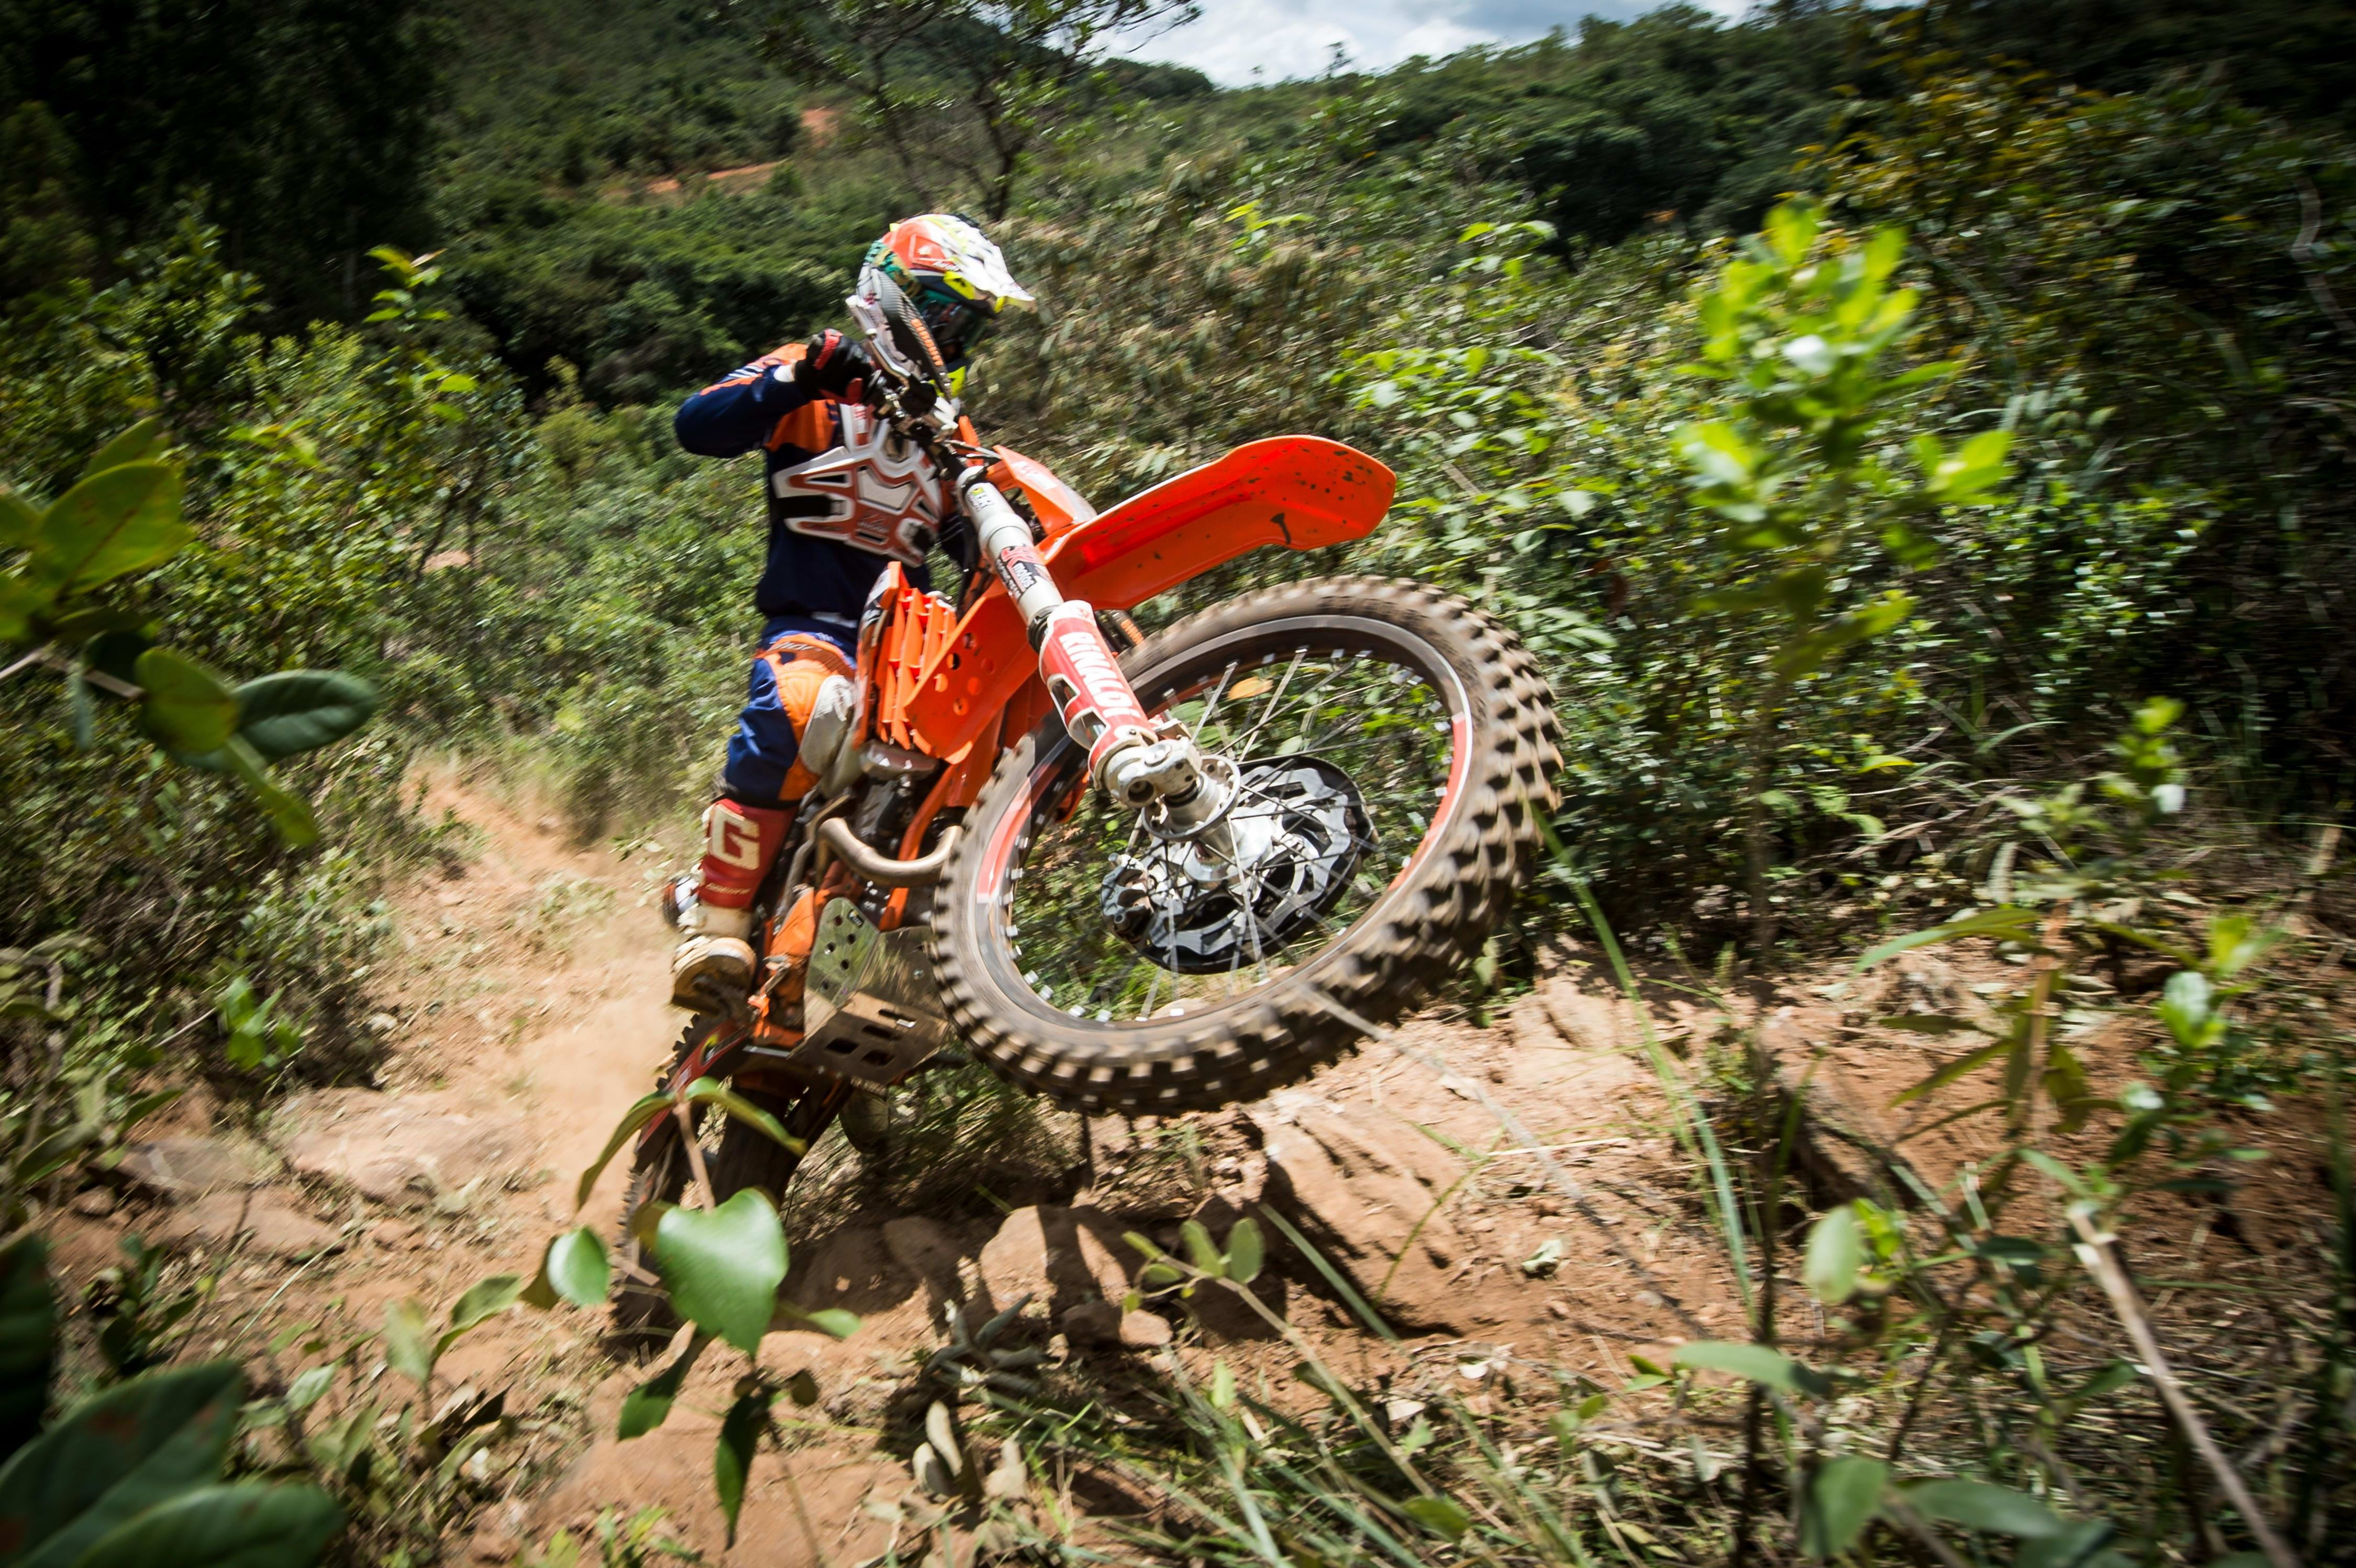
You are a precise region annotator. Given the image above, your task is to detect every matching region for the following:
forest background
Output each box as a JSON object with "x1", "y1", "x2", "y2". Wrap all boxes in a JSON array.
[{"x1": 3, "y1": 0, "x2": 2355, "y2": 1561}]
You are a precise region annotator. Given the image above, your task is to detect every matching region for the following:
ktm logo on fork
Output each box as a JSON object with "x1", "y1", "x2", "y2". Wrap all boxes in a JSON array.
[{"x1": 1053, "y1": 629, "x2": 1146, "y2": 722}]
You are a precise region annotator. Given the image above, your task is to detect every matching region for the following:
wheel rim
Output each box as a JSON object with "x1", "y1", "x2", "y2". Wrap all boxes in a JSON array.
[{"x1": 972, "y1": 614, "x2": 1472, "y2": 1030}]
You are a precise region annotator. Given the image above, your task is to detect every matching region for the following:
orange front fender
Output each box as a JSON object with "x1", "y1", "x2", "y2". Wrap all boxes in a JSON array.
[{"x1": 902, "y1": 437, "x2": 1394, "y2": 760}]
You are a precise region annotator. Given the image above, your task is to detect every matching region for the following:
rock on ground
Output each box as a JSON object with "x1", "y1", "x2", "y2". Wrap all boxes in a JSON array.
[
  {"x1": 151, "y1": 1187, "x2": 343, "y2": 1258},
  {"x1": 1250, "y1": 1091, "x2": 1486, "y2": 1335},
  {"x1": 973, "y1": 1204, "x2": 1138, "y2": 1319},
  {"x1": 118, "y1": 1135, "x2": 273, "y2": 1198},
  {"x1": 277, "y1": 1089, "x2": 528, "y2": 1207}
]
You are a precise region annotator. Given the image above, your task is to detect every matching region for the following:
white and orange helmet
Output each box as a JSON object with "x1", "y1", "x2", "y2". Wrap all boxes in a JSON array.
[{"x1": 855, "y1": 213, "x2": 1034, "y2": 389}]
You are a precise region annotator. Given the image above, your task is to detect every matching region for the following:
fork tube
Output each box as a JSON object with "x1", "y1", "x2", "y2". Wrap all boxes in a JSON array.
[
  {"x1": 962, "y1": 475, "x2": 1220, "y2": 811},
  {"x1": 963, "y1": 477, "x2": 1065, "y2": 631}
]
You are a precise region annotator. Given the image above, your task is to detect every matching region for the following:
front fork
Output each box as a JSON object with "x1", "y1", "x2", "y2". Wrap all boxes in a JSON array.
[{"x1": 964, "y1": 477, "x2": 1236, "y2": 835}]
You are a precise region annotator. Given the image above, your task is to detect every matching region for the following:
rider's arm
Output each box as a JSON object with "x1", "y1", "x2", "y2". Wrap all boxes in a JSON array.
[{"x1": 673, "y1": 344, "x2": 817, "y2": 458}]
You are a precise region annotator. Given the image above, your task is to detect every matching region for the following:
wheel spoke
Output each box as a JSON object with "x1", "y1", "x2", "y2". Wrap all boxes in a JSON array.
[{"x1": 998, "y1": 632, "x2": 1461, "y2": 1025}]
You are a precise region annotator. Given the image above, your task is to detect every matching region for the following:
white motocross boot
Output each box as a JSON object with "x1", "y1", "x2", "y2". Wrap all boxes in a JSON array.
[{"x1": 670, "y1": 896, "x2": 757, "y2": 1010}]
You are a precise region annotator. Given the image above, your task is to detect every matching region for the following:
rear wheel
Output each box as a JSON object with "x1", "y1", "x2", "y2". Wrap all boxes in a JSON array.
[
  {"x1": 610, "y1": 1016, "x2": 850, "y2": 1343},
  {"x1": 931, "y1": 577, "x2": 1559, "y2": 1115}
]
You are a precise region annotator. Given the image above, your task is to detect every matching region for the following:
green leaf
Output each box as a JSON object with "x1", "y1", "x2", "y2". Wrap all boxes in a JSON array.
[
  {"x1": 382, "y1": 1299, "x2": 434, "y2": 1385},
  {"x1": 1853, "y1": 906, "x2": 2042, "y2": 972},
  {"x1": 1902, "y1": 1478, "x2": 2066, "y2": 1538},
  {"x1": 0, "y1": 1361, "x2": 242, "y2": 1568},
  {"x1": 1671, "y1": 1340, "x2": 1830, "y2": 1398},
  {"x1": 2059, "y1": 1360, "x2": 2139, "y2": 1411},
  {"x1": 284, "y1": 1364, "x2": 336, "y2": 1415},
  {"x1": 1400, "y1": 1496, "x2": 1471, "y2": 1540},
  {"x1": 44, "y1": 606, "x2": 150, "y2": 645},
  {"x1": 525, "y1": 1228, "x2": 609, "y2": 1311},
  {"x1": 2016, "y1": 1521, "x2": 2125, "y2": 1568},
  {"x1": 618, "y1": 1334, "x2": 707, "y2": 1440},
  {"x1": 651, "y1": 1189, "x2": 787, "y2": 1355},
  {"x1": 1674, "y1": 420, "x2": 1757, "y2": 488},
  {"x1": 81, "y1": 419, "x2": 168, "y2": 479},
  {"x1": 2206, "y1": 915, "x2": 2273, "y2": 980},
  {"x1": 682, "y1": 1079, "x2": 804, "y2": 1158},
  {"x1": 1892, "y1": 1035, "x2": 2016, "y2": 1107},
  {"x1": 1802, "y1": 1457, "x2": 1886, "y2": 1558},
  {"x1": 0, "y1": 1237, "x2": 54, "y2": 1464},
  {"x1": 30, "y1": 462, "x2": 189, "y2": 593},
  {"x1": 1225, "y1": 1217, "x2": 1264, "y2": 1286},
  {"x1": 219, "y1": 737, "x2": 318, "y2": 850},
  {"x1": 227, "y1": 672, "x2": 378, "y2": 762},
  {"x1": 0, "y1": 578, "x2": 51, "y2": 644},
  {"x1": 305, "y1": 1400, "x2": 374, "y2": 1483},
  {"x1": 715, "y1": 1390, "x2": 768, "y2": 1547},
  {"x1": 436, "y1": 1275, "x2": 524, "y2": 1358},
  {"x1": 2157, "y1": 971, "x2": 2213, "y2": 1048},
  {"x1": 69, "y1": 1481, "x2": 341, "y2": 1568},
  {"x1": 1181, "y1": 1219, "x2": 1223, "y2": 1277},
  {"x1": 136, "y1": 648, "x2": 238, "y2": 753},
  {"x1": 576, "y1": 1093, "x2": 676, "y2": 1211},
  {"x1": 1802, "y1": 1205, "x2": 1863, "y2": 1306},
  {"x1": 0, "y1": 487, "x2": 40, "y2": 548},
  {"x1": 773, "y1": 1303, "x2": 860, "y2": 1340},
  {"x1": 1773, "y1": 593, "x2": 1913, "y2": 679}
]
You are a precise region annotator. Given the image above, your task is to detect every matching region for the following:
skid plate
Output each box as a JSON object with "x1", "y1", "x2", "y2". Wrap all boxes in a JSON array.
[{"x1": 790, "y1": 898, "x2": 954, "y2": 1085}]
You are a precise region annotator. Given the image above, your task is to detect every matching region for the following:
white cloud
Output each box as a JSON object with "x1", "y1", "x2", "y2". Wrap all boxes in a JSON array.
[{"x1": 1118, "y1": 0, "x2": 1749, "y2": 86}]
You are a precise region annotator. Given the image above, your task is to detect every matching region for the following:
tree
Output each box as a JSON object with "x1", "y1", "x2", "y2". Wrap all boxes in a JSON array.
[
  {"x1": 0, "y1": 0, "x2": 441, "y2": 318},
  {"x1": 748, "y1": 0, "x2": 1201, "y2": 220}
]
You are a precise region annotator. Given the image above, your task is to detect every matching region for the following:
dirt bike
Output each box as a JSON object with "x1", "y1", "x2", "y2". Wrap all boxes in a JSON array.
[{"x1": 612, "y1": 287, "x2": 1562, "y2": 1332}]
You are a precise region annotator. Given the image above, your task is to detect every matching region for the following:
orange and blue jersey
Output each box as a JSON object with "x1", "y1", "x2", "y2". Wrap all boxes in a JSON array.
[
  {"x1": 677, "y1": 341, "x2": 935, "y2": 805},
  {"x1": 673, "y1": 341, "x2": 930, "y2": 623}
]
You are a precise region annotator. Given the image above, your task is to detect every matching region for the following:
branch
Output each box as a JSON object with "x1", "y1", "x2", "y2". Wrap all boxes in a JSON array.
[
  {"x1": 2068, "y1": 1205, "x2": 2302, "y2": 1568},
  {"x1": 2292, "y1": 175, "x2": 2356, "y2": 347},
  {"x1": 1, "y1": 644, "x2": 145, "y2": 699},
  {"x1": 0, "y1": 643, "x2": 54, "y2": 684}
]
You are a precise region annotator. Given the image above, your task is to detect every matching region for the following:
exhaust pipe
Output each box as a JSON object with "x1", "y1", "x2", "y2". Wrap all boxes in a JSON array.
[{"x1": 817, "y1": 817, "x2": 962, "y2": 888}]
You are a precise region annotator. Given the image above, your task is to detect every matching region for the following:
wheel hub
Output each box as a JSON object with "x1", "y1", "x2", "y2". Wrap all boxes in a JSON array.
[{"x1": 1097, "y1": 755, "x2": 1370, "y2": 974}]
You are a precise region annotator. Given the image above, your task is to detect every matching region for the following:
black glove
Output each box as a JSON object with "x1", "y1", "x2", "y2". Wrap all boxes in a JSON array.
[{"x1": 792, "y1": 329, "x2": 873, "y2": 400}]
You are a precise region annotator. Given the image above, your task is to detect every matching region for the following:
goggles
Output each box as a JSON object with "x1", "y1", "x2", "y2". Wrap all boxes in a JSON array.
[{"x1": 919, "y1": 292, "x2": 996, "y2": 364}]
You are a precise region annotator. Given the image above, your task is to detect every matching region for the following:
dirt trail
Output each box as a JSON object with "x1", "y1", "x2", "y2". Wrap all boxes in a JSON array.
[
  {"x1": 27, "y1": 774, "x2": 1834, "y2": 1557},
  {"x1": 368, "y1": 774, "x2": 674, "y2": 1236},
  {"x1": 48, "y1": 768, "x2": 2333, "y2": 1563}
]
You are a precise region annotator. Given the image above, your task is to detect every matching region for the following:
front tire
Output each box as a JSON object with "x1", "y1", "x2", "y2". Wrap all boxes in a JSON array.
[{"x1": 931, "y1": 576, "x2": 1559, "y2": 1116}]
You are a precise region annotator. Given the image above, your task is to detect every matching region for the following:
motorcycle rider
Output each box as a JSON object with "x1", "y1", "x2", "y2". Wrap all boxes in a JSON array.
[{"x1": 667, "y1": 213, "x2": 1034, "y2": 1009}]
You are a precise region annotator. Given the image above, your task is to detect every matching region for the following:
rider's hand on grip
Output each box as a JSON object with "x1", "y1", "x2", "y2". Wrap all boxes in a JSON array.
[{"x1": 794, "y1": 329, "x2": 873, "y2": 401}]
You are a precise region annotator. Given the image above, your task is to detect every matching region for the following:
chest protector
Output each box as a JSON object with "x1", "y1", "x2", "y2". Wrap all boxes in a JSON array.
[{"x1": 770, "y1": 404, "x2": 949, "y2": 567}]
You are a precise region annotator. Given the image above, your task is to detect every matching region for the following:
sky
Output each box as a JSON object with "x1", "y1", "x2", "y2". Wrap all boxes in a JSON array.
[{"x1": 1117, "y1": 0, "x2": 1749, "y2": 87}]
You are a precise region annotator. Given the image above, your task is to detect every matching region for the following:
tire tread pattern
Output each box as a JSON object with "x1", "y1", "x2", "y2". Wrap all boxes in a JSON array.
[{"x1": 931, "y1": 577, "x2": 1561, "y2": 1116}]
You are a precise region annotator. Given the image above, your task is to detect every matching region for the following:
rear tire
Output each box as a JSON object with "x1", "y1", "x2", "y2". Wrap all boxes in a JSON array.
[{"x1": 931, "y1": 576, "x2": 1558, "y2": 1115}]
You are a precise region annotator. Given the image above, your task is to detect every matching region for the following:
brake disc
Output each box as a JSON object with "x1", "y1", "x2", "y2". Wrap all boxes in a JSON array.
[{"x1": 1098, "y1": 755, "x2": 1370, "y2": 974}]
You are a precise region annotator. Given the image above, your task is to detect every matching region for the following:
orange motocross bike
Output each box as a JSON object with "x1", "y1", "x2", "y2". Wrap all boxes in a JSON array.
[{"x1": 614, "y1": 287, "x2": 1561, "y2": 1324}]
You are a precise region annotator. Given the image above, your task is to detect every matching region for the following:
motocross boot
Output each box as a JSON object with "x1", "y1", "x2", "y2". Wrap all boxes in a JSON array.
[{"x1": 671, "y1": 798, "x2": 791, "y2": 1009}]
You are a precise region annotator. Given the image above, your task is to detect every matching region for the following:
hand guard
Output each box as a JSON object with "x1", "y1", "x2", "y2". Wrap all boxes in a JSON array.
[{"x1": 793, "y1": 329, "x2": 873, "y2": 401}]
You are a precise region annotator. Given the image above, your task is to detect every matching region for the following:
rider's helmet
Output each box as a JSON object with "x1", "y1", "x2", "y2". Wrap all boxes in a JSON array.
[{"x1": 855, "y1": 214, "x2": 1034, "y2": 393}]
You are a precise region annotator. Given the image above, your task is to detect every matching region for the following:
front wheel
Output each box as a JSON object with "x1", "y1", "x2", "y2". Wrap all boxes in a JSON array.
[{"x1": 932, "y1": 577, "x2": 1560, "y2": 1115}]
